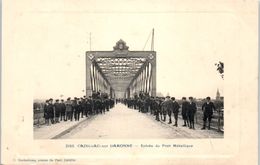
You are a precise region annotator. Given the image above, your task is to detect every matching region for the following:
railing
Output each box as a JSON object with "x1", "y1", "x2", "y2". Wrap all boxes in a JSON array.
[
  {"x1": 217, "y1": 108, "x2": 224, "y2": 132},
  {"x1": 193, "y1": 107, "x2": 224, "y2": 132},
  {"x1": 33, "y1": 108, "x2": 45, "y2": 127}
]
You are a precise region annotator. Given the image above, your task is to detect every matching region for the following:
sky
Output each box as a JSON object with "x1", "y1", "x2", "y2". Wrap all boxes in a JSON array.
[{"x1": 9, "y1": 0, "x2": 243, "y2": 100}]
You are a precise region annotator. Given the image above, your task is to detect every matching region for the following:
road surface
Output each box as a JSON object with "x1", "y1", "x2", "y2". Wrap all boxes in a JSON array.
[{"x1": 59, "y1": 103, "x2": 223, "y2": 139}]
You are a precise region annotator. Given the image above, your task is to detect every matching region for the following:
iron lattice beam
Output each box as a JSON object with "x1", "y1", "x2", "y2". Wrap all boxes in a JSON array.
[{"x1": 86, "y1": 39, "x2": 156, "y2": 98}]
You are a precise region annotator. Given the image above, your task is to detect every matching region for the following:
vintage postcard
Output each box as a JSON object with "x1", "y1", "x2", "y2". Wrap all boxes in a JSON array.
[{"x1": 1, "y1": 0, "x2": 258, "y2": 164}]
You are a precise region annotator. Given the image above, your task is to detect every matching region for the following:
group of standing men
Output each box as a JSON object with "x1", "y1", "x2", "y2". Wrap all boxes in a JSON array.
[
  {"x1": 161, "y1": 96, "x2": 216, "y2": 130},
  {"x1": 124, "y1": 91, "x2": 216, "y2": 130},
  {"x1": 150, "y1": 96, "x2": 196, "y2": 129},
  {"x1": 42, "y1": 90, "x2": 216, "y2": 130},
  {"x1": 43, "y1": 91, "x2": 115, "y2": 126}
]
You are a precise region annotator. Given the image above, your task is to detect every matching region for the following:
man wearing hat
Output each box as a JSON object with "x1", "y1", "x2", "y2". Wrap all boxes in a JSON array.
[
  {"x1": 43, "y1": 100, "x2": 50, "y2": 125},
  {"x1": 159, "y1": 97, "x2": 165, "y2": 121},
  {"x1": 181, "y1": 97, "x2": 189, "y2": 127},
  {"x1": 137, "y1": 98, "x2": 143, "y2": 112},
  {"x1": 150, "y1": 97, "x2": 155, "y2": 115},
  {"x1": 104, "y1": 94, "x2": 110, "y2": 112},
  {"x1": 96, "y1": 96, "x2": 102, "y2": 114},
  {"x1": 154, "y1": 97, "x2": 160, "y2": 121},
  {"x1": 80, "y1": 97, "x2": 85, "y2": 118},
  {"x1": 71, "y1": 97, "x2": 76, "y2": 120},
  {"x1": 85, "y1": 98, "x2": 91, "y2": 117},
  {"x1": 88, "y1": 96, "x2": 94, "y2": 115},
  {"x1": 76, "y1": 98, "x2": 81, "y2": 120},
  {"x1": 201, "y1": 97, "x2": 216, "y2": 130},
  {"x1": 73, "y1": 97, "x2": 80, "y2": 121},
  {"x1": 54, "y1": 99, "x2": 61, "y2": 123},
  {"x1": 187, "y1": 97, "x2": 197, "y2": 129},
  {"x1": 82, "y1": 96, "x2": 88, "y2": 117},
  {"x1": 133, "y1": 93, "x2": 138, "y2": 110},
  {"x1": 162, "y1": 96, "x2": 174, "y2": 124},
  {"x1": 65, "y1": 97, "x2": 73, "y2": 121},
  {"x1": 109, "y1": 98, "x2": 114, "y2": 109},
  {"x1": 60, "y1": 99, "x2": 66, "y2": 121},
  {"x1": 144, "y1": 95, "x2": 150, "y2": 113},
  {"x1": 48, "y1": 98, "x2": 55, "y2": 124},
  {"x1": 171, "y1": 97, "x2": 180, "y2": 127}
]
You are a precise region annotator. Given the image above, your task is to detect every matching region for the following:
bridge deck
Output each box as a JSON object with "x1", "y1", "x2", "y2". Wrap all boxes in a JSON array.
[{"x1": 34, "y1": 103, "x2": 223, "y2": 139}]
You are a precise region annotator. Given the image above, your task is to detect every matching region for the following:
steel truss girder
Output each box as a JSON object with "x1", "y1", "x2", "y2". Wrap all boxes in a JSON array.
[{"x1": 86, "y1": 40, "x2": 156, "y2": 98}]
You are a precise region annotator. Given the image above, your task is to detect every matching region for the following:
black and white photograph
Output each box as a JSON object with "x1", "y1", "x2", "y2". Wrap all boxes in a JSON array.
[
  {"x1": 33, "y1": 16, "x2": 224, "y2": 139},
  {"x1": 2, "y1": 0, "x2": 258, "y2": 164}
]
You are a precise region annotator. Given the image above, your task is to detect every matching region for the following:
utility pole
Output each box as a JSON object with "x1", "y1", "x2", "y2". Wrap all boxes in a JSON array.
[
  {"x1": 151, "y1": 28, "x2": 154, "y2": 51},
  {"x1": 89, "y1": 32, "x2": 92, "y2": 51}
]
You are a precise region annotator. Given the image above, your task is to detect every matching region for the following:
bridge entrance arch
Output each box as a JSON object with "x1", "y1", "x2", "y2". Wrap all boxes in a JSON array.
[{"x1": 86, "y1": 39, "x2": 156, "y2": 98}]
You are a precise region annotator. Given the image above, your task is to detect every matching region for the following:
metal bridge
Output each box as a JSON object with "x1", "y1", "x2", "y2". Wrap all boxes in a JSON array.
[{"x1": 85, "y1": 39, "x2": 156, "y2": 98}]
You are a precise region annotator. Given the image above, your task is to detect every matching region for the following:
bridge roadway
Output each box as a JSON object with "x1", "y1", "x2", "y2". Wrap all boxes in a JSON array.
[{"x1": 59, "y1": 103, "x2": 223, "y2": 139}]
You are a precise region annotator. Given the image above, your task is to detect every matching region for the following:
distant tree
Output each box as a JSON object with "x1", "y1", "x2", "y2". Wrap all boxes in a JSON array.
[
  {"x1": 214, "y1": 100, "x2": 224, "y2": 110},
  {"x1": 33, "y1": 103, "x2": 38, "y2": 110},
  {"x1": 215, "y1": 61, "x2": 224, "y2": 79}
]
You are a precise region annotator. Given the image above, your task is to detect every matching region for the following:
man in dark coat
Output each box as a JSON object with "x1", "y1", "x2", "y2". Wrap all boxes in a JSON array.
[
  {"x1": 144, "y1": 97, "x2": 149, "y2": 113},
  {"x1": 159, "y1": 97, "x2": 165, "y2": 121},
  {"x1": 65, "y1": 97, "x2": 73, "y2": 121},
  {"x1": 171, "y1": 97, "x2": 180, "y2": 127},
  {"x1": 60, "y1": 99, "x2": 66, "y2": 121},
  {"x1": 43, "y1": 100, "x2": 50, "y2": 125},
  {"x1": 187, "y1": 97, "x2": 197, "y2": 129},
  {"x1": 71, "y1": 97, "x2": 78, "y2": 121},
  {"x1": 138, "y1": 99, "x2": 142, "y2": 112},
  {"x1": 110, "y1": 98, "x2": 114, "y2": 109},
  {"x1": 181, "y1": 97, "x2": 189, "y2": 127},
  {"x1": 88, "y1": 96, "x2": 94, "y2": 115},
  {"x1": 162, "y1": 96, "x2": 174, "y2": 124},
  {"x1": 154, "y1": 97, "x2": 160, "y2": 121},
  {"x1": 80, "y1": 98, "x2": 86, "y2": 118},
  {"x1": 74, "y1": 98, "x2": 80, "y2": 121},
  {"x1": 150, "y1": 97, "x2": 155, "y2": 115},
  {"x1": 201, "y1": 97, "x2": 216, "y2": 130},
  {"x1": 48, "y1": 98, "x2": 55, "y2": 124},
  {"x1": 133, "y1": 93, "x2": 138, "y2": 109},
  {"x1": 85, "y1": 98, "x2": 92, "y2": 117},
  {"x1": 140, "y1": 99, "x2": 145, "y2": 113},
  {"x1": 94, "y1": 97, "x2": 102, "y2": 114},
  {"x1": 54, "y1": 99, "x2": 61, "y2": 123},
  {"x1": 101, "y1": 99, "x2": 106, "y2": 114}
]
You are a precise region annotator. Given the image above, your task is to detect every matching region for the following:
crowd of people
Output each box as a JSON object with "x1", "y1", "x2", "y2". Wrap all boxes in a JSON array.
[
  {"x1": 43, "y1": 91, "x2": 115, "y2": 125},
  {"x1": 42, "y1": 90, "x2": 217, "y2": 130},
  {"x1": 122, "y1": 91, "x2": 216, "y2": 130}
]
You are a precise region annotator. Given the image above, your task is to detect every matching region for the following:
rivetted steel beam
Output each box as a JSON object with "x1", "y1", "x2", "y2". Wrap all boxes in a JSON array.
[
  {"x1": 92, "y1": 61, "x2": 113, "y2": 91},
  {"x1": 86, "y1": 40, "x2": 156, "y2": 98},
  {"x1": 86, "y1": 51, "x2": 155, "y2": 58}
]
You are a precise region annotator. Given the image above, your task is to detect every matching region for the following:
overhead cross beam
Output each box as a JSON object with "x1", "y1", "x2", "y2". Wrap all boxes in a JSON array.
[{"x1": 86, "y1": 39, "x2": 156, "y2": 98}]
